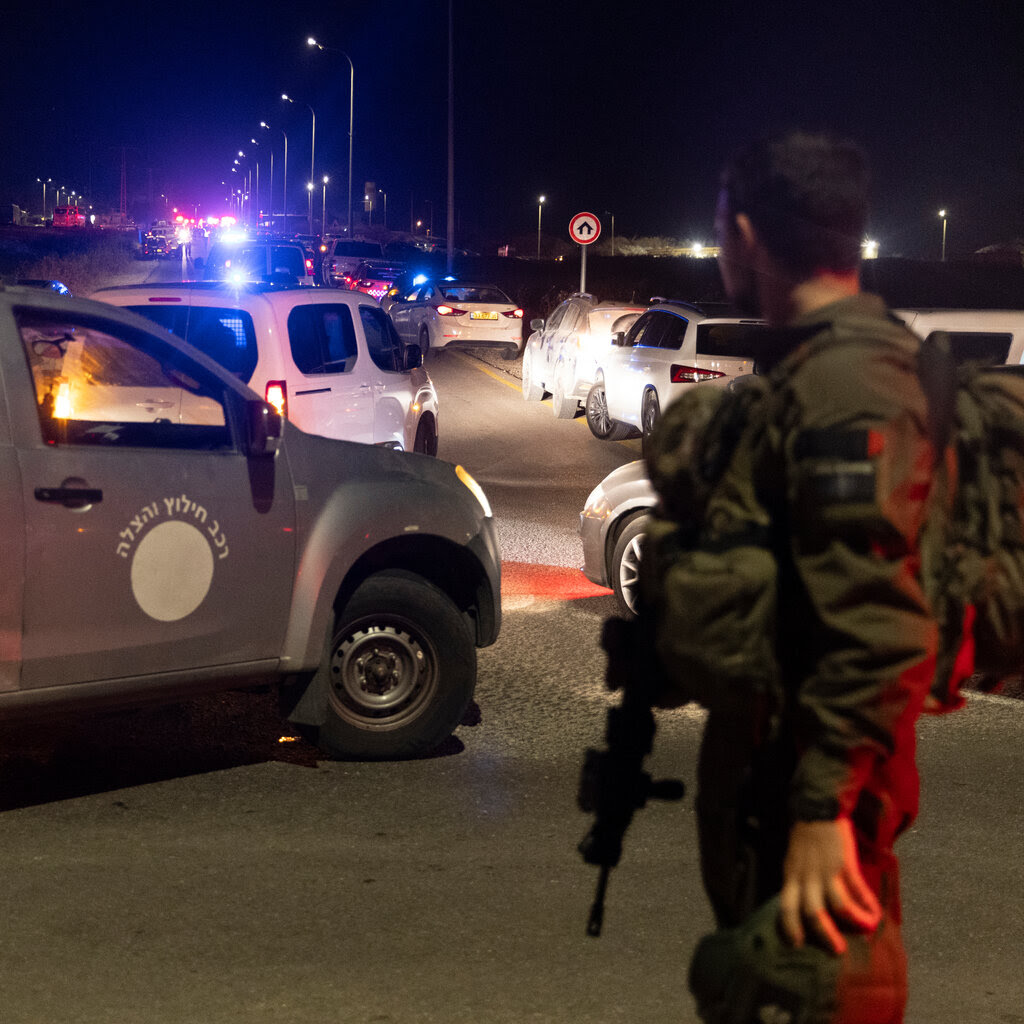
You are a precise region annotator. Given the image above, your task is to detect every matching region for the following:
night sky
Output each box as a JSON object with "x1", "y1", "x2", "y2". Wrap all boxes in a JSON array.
[{"x1": 2, "y1": 0, "x2": 1022, "y2": 258}]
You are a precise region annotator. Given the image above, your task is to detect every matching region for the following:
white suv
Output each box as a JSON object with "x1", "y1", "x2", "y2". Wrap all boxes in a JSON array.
[
  {"x1": 91, "y1": 283, "x2": 439, "y2": 455},
  {"x1": 521, "y1": 294, "x2": 644, "y2": 418},
  {"x1": 586, "y1": 299, "x2": 766, "y2": 444}
]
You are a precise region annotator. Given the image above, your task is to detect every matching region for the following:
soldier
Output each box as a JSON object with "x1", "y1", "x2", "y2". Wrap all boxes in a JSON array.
[{"x1": 647, "y1": 132, "x2": 938, "y2": 1021}]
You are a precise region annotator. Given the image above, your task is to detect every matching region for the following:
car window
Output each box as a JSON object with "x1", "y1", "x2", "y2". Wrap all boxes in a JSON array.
[
  {"x1": 546, "y1": 303, "x2": 568, "y2": 332},
  {"x1": 287, "y1": 304, "x2": 359, "y2": 374},
  {"x1": 924, "y1": 330, "x2": 1012, "y2": 366},
  {"x1": 560, "y1": 304, "x2": 583, "y2": 333},
  {"x1": 628, "y1": 311, "x2": 675, "y2": 348},
  {"x1": 15, "y1": 308, "x2": 232, "y2": 450},
  {"x1": 269, "y1": 246, "x2": 305, "y2": 276},
  {"x1": 656, "y1": 312, "x2": 689, "y2": 350},
  {"x1": 438, "y1": 286, "x2": 511, "y2": 304},
  {"x1": 126, "y1": 305, "x2": 259, "y2": 383},
  {"x1": 359, "y1": 306, "x2": 405, "y2": 373},
  {"x1": 696, "y1": 322, "x2": 768, "y2": 357}
]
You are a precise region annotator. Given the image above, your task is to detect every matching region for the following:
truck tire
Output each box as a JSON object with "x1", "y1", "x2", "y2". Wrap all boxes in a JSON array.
[{"x1": 314, "y1": 572, "x2": 476, "y2": 760}]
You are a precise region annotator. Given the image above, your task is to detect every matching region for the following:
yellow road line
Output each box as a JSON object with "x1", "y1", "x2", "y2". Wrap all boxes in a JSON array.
[{"x1": 448, "y1": 350, "x2": 524, "y2": 393}]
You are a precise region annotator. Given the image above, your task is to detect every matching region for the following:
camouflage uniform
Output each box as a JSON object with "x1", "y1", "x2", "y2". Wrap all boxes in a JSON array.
[{"x1": 646, "y1": 294, "x2": 938, "y2": 1020}]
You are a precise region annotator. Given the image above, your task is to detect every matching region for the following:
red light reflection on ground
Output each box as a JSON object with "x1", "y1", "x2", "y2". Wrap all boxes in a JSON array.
[{"x1": 501, "y1": 561, "x2": 613, "y2": 604}]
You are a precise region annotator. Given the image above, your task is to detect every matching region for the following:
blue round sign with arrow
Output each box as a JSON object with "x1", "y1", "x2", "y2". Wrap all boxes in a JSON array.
[{"x1": 569, "y1": 212, "x2": 601, "y2": 245}]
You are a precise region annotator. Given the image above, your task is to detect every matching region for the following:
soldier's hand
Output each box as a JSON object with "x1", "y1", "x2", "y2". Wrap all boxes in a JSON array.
[{"x1": 778, "y1": 817, "x2": 882, "y2": 955}]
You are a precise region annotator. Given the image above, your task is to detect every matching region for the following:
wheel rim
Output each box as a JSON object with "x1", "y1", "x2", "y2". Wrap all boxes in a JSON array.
[
  {"x1": 588, "y1": 386, "x2": 612, "y2": 435},
  {"x1": 619, "y1": 532, "x2": 644, "y2": 614},
  {"x1": 328, "y1": 621, "x2": 439, "y2": 730}
]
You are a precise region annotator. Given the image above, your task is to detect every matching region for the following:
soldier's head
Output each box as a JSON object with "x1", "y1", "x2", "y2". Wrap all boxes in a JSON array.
[{"x1": 715, "y1": 131, "x2": 869, "y2": 320}]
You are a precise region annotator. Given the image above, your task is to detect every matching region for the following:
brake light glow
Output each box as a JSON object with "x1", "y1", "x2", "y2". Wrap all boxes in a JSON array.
[
  {"x1": 670, "y1": 365, "x2": 726, "y2": 383},
  {"x1": 265, "y1": 380, "x2": 288, "y2": 418},
  {"x1": 501, "y1": 308, "x2": 524, "y2": 319},
  {"x1": 305, "y1": 259, "x2": 314, "y2": 273},
  {"x1": 434, "y1": 304, "x2": 468, "y2": 317}
]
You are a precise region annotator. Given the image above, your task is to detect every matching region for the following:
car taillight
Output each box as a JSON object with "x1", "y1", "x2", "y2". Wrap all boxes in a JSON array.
[
  {"x1": 434, "y1": 304, "x2": 468, "y2": 316},
  {"x1": 670, "y1": 365, "x2": 727, "y2": 383},
  {"x1": 501, "y1": 308, "x2": 524, "y2": 319},
  {"x1": 305, "y1": 259, "x2": 314, "y2": 273},
  {"x1": 265, "y1": 380, "x2": 288, "y2": 418}
]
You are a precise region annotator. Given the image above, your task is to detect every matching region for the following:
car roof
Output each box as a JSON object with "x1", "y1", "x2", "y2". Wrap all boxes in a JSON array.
[{"x1": 90, "y1": 281, "x2": 378, "y2": 310}]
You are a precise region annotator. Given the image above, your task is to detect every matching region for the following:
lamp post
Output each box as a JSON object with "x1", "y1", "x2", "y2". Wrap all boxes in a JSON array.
[
  {"x1": 306, "y1": 182, "x2": 315, "y2": 234},
  {"x1": 283, "y1": 94, "x2": 315, "y2": 233},
  {"x1": 250, "y1": 139, "x2": 261, "y2": 228},
  {"x1": 537, "y1": 195, "x2": 545, "y2": 259},
  {"x1": 321, "y1": 176, "x2": 329, "y2": 235},
  {"x1": 37, "y1": 177, "x2": 51, "y2": 219},
  {"x1": 938, "y1": 209, "x2": 948, "y2": 262},
  {"x1": 259, "y1": 122, "x2": 282, "y2": 230},
  {"x1": 307, "y1": 37, "x2": 354, "y2": 237},
  {"x1": 378, "y1": 189, "x2": 387, "y2": 231}
]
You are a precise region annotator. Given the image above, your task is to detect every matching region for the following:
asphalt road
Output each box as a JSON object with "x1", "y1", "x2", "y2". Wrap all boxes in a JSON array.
[{"x1": 0, "y1": 290, "x2": 1021, "y2": 1024}]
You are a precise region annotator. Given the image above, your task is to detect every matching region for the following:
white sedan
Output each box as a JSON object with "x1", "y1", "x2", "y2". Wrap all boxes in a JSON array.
[
  {"x1": 388, "y1": 278, "x2": 524, "y2": 359},
  {"x1": 586, "y1": 300, "x2": 765, "y2": 444}
]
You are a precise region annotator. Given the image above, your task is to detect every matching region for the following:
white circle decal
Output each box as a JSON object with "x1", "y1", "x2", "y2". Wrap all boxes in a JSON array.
[{"x1": 130, "y1": 520, "x2": 214, "y2": 622}]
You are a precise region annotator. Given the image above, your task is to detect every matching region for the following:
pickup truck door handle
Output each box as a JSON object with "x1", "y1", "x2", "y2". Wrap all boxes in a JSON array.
[
  {"x1": 136, "y1": 399, "x2": 174, "y2": 408},
  {"x1": 35, "y1": 487, "x2": 103, "y2": 505}
]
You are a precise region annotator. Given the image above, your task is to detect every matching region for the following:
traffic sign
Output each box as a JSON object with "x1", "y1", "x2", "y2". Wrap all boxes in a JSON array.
[{"x1": 569, "y1": 212, "x2": 601, "y2": 245}]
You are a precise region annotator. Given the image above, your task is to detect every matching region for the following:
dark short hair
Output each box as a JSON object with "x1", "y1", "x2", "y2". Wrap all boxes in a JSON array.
[{"x1": 720, "y1": 131, "x2": 869, "y2": 276}]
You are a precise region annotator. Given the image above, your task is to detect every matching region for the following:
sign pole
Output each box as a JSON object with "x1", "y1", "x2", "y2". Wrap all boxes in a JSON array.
[{"x1": 568, "y1": 212, "x2": 601, "y2": 295}]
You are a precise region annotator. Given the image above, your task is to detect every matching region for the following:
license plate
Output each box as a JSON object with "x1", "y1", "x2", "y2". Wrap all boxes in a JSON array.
[{"x1": 470, "y1": 311, "x2": 499, "y2": 320}]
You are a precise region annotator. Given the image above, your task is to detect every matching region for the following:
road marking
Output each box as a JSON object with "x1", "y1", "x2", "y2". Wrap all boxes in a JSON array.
[
  {"x1": 448, "y1": 350, "x2": 524, "y2": 394},
  {"x1": 448, "y1": 350, "x2": 641, "y2": 446}
]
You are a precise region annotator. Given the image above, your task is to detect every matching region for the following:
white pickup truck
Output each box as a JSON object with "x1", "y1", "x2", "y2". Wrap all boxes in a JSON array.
[{"x1": 0, "y1": 285, "x2": 501, "y2": 759}]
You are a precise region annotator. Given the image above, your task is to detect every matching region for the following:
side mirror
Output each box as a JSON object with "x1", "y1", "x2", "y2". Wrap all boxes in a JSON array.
[
  {"x1": 193, "y1": 256, "x2": 205, "y2": 270},
  {"x1": 404, "y1": 343, "x2": 423, "y2": 370},
  {"x1": 246, "y1": 398, "x2": 282, "y2": 457},
  {"x1": 611, "y1": 331, "x2": 627, "y2": 347},
  {"x1": 530, "y1": 318, "x2": 544, "y2": 332}
]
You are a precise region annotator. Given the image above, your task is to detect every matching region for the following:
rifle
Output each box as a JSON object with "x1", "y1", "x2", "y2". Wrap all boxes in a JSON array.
[{"x1": 577, "y1": 615, "x2": 685, "y2": 937}]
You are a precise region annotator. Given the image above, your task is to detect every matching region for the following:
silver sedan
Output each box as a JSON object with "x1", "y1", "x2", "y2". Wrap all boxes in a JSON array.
[{"x1": 579, "y1": 459, "x2": 656, "y2": 618}]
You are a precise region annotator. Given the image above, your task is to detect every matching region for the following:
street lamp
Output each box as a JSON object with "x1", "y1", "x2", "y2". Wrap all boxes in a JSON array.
[
  {"x1": 938, "y1": 209, "x2": 948, "y2": 262},
  {"x1": 537, "y1": 195, "x2": 545, "y2": 259},
  {"x1": 37, "y1": 177, "x2": 51, "y2": 218},
  {"x1": 378, "y1": 189, "x2": 387, "y2": 231},
  {"x1": 307, "y1": 36, "x2": 354, "y2": 237},
  {"x1": 306, "y1": 181, "x2": 315, "y2": 234},
  {"x1": 282, "y1": 94, "x2": 315, "y2": 232},
  {"x1": 321, "y1": 175, "x2": 329, "y2": 235},
  {"x1": 261, "y1": 121, "x2": 287, "y2": 232}
]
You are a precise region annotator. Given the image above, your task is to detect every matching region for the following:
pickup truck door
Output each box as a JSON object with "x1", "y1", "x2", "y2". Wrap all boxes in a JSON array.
[{"x1": 8, "y1": 306, "x2": 297, "y2": 689}]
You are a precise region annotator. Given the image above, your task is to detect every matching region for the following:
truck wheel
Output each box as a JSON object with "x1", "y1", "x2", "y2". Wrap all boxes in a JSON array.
[{"x1": 314, "y1": 573, "x2": 476, "y2": 760}]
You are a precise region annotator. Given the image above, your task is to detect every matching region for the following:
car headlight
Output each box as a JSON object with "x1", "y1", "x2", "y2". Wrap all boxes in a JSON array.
[{"x1": 456, "y1": 465, "x2": 493, "y2": 518}]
